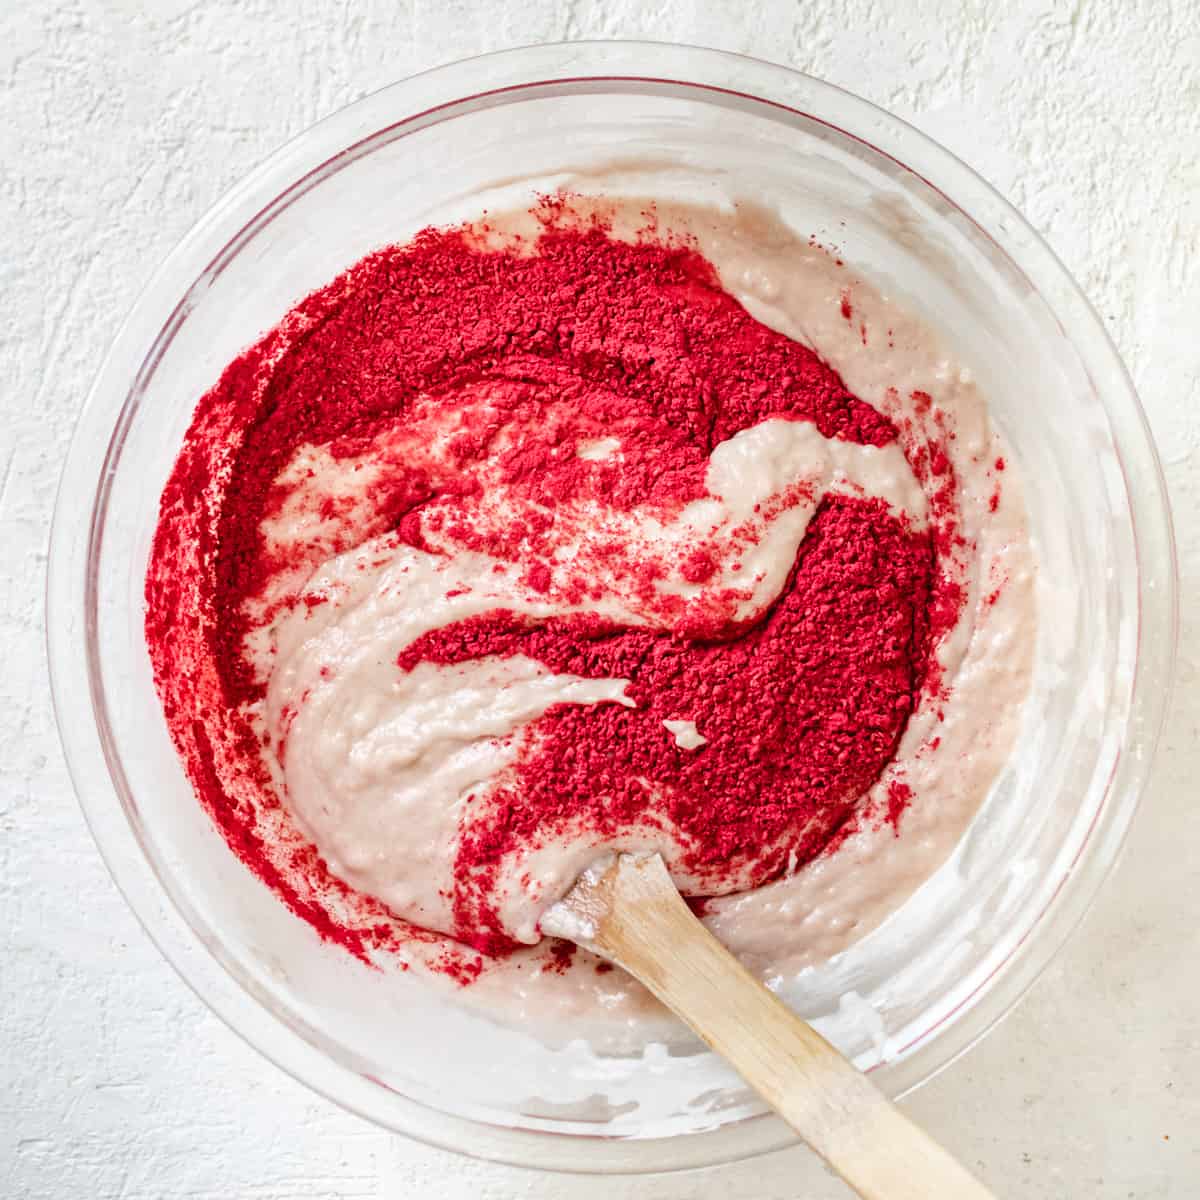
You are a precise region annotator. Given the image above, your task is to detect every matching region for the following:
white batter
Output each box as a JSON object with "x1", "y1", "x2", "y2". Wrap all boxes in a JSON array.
[{"x1": 244, "y1": 196, "x2": 1035, "y2": 1031}]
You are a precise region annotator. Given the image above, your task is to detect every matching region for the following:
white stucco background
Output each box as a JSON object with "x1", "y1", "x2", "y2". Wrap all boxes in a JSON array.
[{"x1": 2, "y1": 2, "x2": 1197, "y2": 1196}]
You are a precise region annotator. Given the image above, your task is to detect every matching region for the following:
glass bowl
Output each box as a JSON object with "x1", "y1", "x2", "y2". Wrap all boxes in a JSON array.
[{"x1": 47, "y1": 42, "x2": 1177, "y2": 1173}]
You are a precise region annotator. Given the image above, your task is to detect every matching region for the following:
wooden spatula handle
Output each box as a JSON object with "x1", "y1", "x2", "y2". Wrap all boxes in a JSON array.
[{"x1": 589, "y1": 855, "x2": 996, "y2": 1199}]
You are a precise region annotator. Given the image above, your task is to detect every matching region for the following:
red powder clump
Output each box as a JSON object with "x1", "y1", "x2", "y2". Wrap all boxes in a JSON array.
[{"x1": 145, "y1": 203, "x2": 947, "y2": 975}]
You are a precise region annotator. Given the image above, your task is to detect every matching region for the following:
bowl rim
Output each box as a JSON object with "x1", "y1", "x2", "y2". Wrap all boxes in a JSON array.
[{"x1": 46, "y1": 39, "x2": 1179, "y2": 1174}]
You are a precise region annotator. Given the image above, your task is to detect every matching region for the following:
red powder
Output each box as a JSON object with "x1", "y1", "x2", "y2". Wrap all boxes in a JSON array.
[
  {"x1": 546, "y1": 940, "x2": 577, "y2": 974},
  {"x1": 206, "y1": 216, "x2": 895, "y2": 708},
  {"x1": 885, "y1": 780, "x2": 913, "y2": 832},
  {"x1": 401, "y1": 497, "x2": 931, "y2": 954},
  {"x1": 145, "y1": 201, "x2": 949, "y2": 975}
]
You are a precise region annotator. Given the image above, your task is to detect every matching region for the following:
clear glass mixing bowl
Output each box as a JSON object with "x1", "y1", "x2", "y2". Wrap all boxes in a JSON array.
[{"x1": 47, "y1": 42, "x2": 1177, "y2": 1173}]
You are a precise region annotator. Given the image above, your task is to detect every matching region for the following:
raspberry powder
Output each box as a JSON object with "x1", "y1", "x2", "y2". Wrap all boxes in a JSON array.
[{"x1": 145, "y1": 206, "x2": 942, "y2": 974}]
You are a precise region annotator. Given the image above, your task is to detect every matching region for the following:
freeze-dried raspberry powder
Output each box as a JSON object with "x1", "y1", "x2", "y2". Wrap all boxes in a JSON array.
[{"x1": 145, "y1": 202, "x2": 946, "y2": 972}]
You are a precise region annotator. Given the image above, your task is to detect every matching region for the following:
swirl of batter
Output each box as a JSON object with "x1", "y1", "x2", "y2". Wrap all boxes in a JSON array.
[{"x1": 146, "y1": 194, "x2": 1033, "y2": 1003}]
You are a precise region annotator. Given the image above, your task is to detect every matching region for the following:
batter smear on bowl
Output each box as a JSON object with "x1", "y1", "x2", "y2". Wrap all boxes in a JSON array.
[{"x1": 145, "y1": 195, "x2": 1034, "y2": 1017}]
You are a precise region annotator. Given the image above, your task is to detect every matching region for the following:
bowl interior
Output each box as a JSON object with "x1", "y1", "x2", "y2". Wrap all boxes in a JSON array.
[{"x1": 56, "y1": 50, "x2": 1170, "y2": 1173}]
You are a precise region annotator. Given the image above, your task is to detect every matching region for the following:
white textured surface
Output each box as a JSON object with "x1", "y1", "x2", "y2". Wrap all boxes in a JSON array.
[{"x1": 2, "y1": 2, "x2": 1197, "y2": 1195}]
